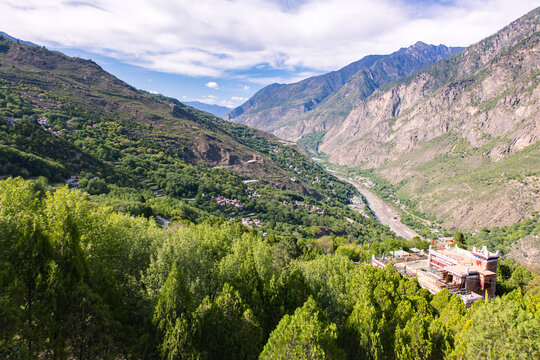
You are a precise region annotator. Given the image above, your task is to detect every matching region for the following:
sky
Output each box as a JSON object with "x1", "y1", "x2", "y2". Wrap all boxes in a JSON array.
[{"x1": 0, "y1": 0, "x2": 538, "y2": 109}]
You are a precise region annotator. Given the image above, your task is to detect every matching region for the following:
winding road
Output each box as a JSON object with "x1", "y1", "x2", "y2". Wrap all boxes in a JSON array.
[{"x1": 337, "y1": 176, "x2": 421, "y2": 240}]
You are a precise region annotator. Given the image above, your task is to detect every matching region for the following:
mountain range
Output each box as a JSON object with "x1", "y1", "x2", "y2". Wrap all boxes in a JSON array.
[
  {"x1": 226, "y1": 41, "x2": 464, "y2": 140},
  {"x1": 228, "y1": 7, "x2": 540, "y2": 232},
  {"x1": 184, "y1": 101, "x2": 231, "y2": 117}
]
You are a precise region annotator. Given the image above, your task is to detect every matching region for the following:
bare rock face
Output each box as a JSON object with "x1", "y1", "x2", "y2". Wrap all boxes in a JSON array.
[
  {"x1": 227, "y1": 42, "x2": 463, "y2": 141},
  {"x1": 319, "y1": 8, "x2": 540, "y2": 230}
]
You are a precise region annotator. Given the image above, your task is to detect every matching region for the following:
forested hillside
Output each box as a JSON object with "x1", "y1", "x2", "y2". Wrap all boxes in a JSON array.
[
  {"x1": 1, "y1": 178, "x2": 538, "y2": 359},
  {"x1": 0, "y1": 33, "x2": 400, "y2": 242}
]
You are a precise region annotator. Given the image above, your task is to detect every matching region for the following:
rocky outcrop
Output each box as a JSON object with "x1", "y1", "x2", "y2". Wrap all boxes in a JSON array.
[
  {"x1": 319, "y1": 7, "x2": 540, "y2": 230},
  {"x1": 227, "y1": 42, "x2": 463, "y2": 141}
]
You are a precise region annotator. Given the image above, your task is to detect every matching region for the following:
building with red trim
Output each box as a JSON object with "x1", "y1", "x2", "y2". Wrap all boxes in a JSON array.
[{"x1": 371, "y1": 244, "x2": 499, "y2": 306}]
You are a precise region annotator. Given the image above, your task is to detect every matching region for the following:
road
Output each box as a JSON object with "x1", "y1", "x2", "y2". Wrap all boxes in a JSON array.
[{"x1": 337, "y1": 176, "x2": 421, "y2": 240}]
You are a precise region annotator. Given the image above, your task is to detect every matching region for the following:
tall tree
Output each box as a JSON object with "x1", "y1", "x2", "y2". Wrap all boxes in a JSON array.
[
  {"x1": 192, "y1": 283, "x2": 262, "y2": 360},
  {"x1": 153, "y1": 262, "x2": 195, "y2": 360},
  {"x1": 260, "y1": 296, "x2": 344, "y2": 360}
]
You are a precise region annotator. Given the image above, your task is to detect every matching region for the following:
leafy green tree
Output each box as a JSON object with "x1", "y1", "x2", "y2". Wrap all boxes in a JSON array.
[
  {"x1": 260, "y1": 296, "x2": 344, "y2": 360},
  {"x1": 63, "y1": 282, "x2": 117, "y2": 359},
  {"x1": 0, "y1": 178, "x2": 53, "y2": 357},
  {"x1": 86, "y1": 177, "x2": 109, "y2": 195},
  {"x1": 453, "y1": 232, "x2": 466, "y2": 249},
  {"x1": 296, "y1": 253, "x2": 356, "y2": 324},
  {"x1": 342, "y1": 296, "x2": 384, "y2": 360},
  {"x1": 452, "y1": 289, "x2": 540, "y2": 360},
  {"x1": 263, "y1": 269, "x2": 311, "y2": 338},
  {"x1": 394, "y1": 313, "x2": 432, "y2": 360},
  {"x1": 428, "y1": 289, "x2": 466, "y2": 358},
  {"x1": 153, "y1": 262, "x2": 195, "y2": 360},
  {"x1": 192, "y1": 283, "x2": 262, "y2": 360}
]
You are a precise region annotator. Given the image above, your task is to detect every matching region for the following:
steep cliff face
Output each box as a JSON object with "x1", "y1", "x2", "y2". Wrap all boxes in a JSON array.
[
  {"x1": 227, "y1": 42, "x2": 462, "y2": 141},
  {"x1": 320, "y1": 8, "x2": 540, "y2": 230}
]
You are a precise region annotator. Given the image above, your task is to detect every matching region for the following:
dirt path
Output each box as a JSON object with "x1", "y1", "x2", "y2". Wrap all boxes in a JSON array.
[{"x1": 337, "y1": 176, "x2": 421, "y2": 240}]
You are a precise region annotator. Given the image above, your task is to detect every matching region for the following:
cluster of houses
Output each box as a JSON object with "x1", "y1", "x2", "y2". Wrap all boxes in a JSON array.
[
  {"x1": 247, "y1": 191, "x2": 261, "y2": 200},
  {"x1": 287, "y1": 163, "x2": 301, "y2": 174},
  {"x1": 37, "y1": 117, "x2": 62, "y2": 136},
  {"x1": 349, "y1": 196, "x2": 369, "y2": 218},
  {"x1": 241, "y1": 218, "x2": 262, "y2": 228},
  {"x1": 65, "y1": 176, "x2": 79, "y2": 188},
  {"x1": 212, "y1": 195, "x2": 245, "y2": 208},
  {"x1": 279, "y1": 200, "x2": 325, "y2": 215}
]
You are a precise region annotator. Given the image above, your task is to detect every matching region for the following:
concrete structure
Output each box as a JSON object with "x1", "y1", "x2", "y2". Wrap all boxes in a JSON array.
[
  {"x1": 65, "y1": 176, "x2": 79, "y2": 188},
  {"x1": 371, "y1": 244, "x2": 499, "y2": 306}
]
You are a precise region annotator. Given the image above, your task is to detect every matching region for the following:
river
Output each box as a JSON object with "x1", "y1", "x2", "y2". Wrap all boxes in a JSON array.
[{"x1": 337, "y1": 176, "x2": 421, "y2": 240}]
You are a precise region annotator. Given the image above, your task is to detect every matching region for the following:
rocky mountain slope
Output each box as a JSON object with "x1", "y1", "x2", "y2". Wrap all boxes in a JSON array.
[
  {"x1": 0, "y1": 34, "x2": 354, "y2": 200},
  {"x1": 319, "y1": 8, "x2": 540, "y2": 230},
  {"x1": 227, "y1": 42, "x2": 463, "y2": 141}
]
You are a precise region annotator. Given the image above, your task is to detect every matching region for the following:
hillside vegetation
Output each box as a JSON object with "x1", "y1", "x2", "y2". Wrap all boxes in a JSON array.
[
  {"x1": 1, "y1": 178, "x2": 538, "y2": 359},
  {"x1": 0, "y1": 34, "x2": 402, "y2": 242}
]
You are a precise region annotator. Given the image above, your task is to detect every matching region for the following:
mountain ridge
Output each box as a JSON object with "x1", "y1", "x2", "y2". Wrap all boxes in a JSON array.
[
  {"x1": 226, "y1": 7, "x2": 540, "y2": 231},
  {"x1": 0, "y1": 35, "x2": 358, "y2": 202},
  {"x1": 184, "y1": 101, "x2": 231, "y2": 117},
  {"x1": 227, "y1": 41, "x2": 464, "y2": 141},
  {"x1": 318, "y1": 7, "x2": 540, "y2": 230}
]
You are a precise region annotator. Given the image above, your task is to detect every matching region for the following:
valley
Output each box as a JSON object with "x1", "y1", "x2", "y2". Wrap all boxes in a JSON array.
[
  {"x1": 230, "y1": 8, "x2": 540, "y2": 234},
  {"x1": 337, "y1": 174, "x2": 421, "y2": 240},
  {"x1": 1, "y1": 4, "x2": 539, "y2": 360}
]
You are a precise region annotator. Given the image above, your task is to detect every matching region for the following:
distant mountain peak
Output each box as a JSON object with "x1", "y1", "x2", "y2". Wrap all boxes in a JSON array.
[
  {"x1": 227, "y1": 40, "x2": 463, "y2": 141},
  {"x1": 184, "y1": 101, "x2": 231, "y2": 118},
  {"x1": 411, "y1": 41, "x2": 429, "y2": 48}
]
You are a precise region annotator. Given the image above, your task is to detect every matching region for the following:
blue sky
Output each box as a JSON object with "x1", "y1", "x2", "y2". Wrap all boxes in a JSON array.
[{"x1": 0, "y1": 0, "x2": 538, "y2": 109}]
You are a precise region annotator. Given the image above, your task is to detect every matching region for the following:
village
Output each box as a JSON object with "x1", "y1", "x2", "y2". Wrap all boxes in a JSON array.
[{"x1": 37, "y1": 116, "x2": 63, "y2": 136}]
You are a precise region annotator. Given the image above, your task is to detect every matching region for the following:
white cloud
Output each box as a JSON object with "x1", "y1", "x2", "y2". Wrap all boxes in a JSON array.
[
  {"x1": 191, "y1": 95, "x2": 217, "y2": 104},
  {"x1": 0, "y1": 1, "x2": 537, "y2": 78},
  {"x1": 231, "y1": 96, "x2": 248, "y2": 101},
  {"x1": 205, "y1": 81, "x2": 220, "y2": 90},
  {"x1": 220, "y1": 100, "x2": 236, "y2": 108},
  {"x1": 244, "y1": 71, "x2": 322, "y2": 85},
  {"x1": 242, "y1": 85, "x2": 250, "y2": 90}
]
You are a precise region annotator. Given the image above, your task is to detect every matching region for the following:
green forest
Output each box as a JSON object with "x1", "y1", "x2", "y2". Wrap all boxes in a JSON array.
[{"x1": 1, "y1": 178, "x2": 539, "y2": 359}]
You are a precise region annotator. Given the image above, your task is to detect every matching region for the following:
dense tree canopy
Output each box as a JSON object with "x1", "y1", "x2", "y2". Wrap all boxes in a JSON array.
[{"x1": 1, "y1": 178, "x2": 539, "y2": 359}]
